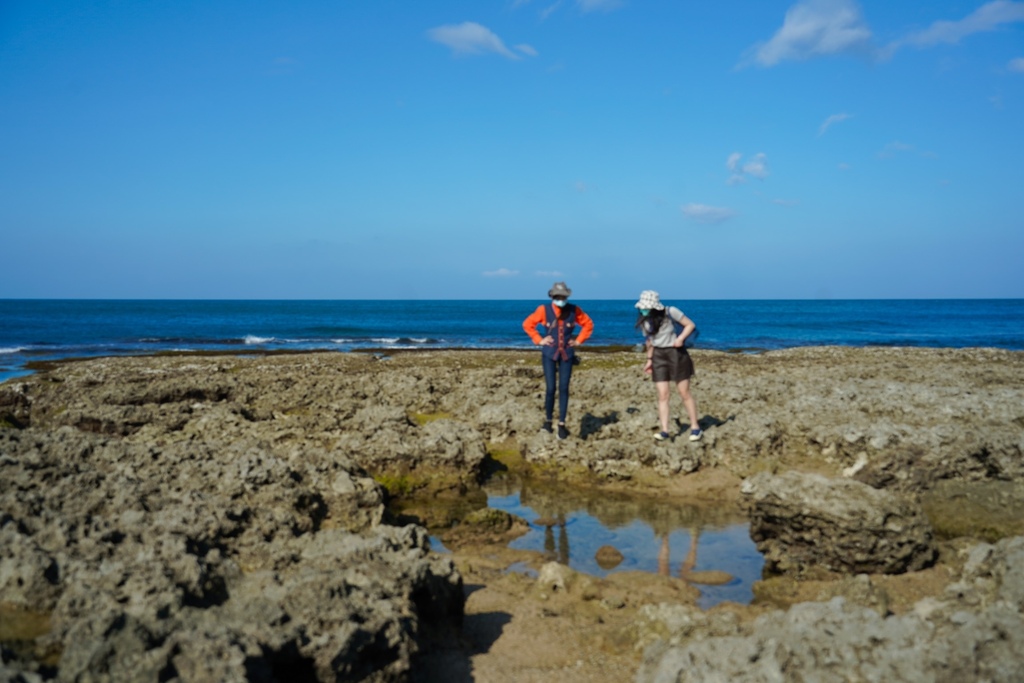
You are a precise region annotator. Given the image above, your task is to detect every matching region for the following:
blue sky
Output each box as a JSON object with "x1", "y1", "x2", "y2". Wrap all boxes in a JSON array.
[{"x1": 1, "y1": 0, "x2": 1022, "y2": 299}]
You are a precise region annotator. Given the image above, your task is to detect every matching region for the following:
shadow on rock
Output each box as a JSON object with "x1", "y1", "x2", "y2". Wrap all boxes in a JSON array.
[
  {"x1": 409, "y1": 605, "x2": 512, "y2": 683},
  {"x1": 580, "y1": 411, "x2": 619, "y2": 440}
]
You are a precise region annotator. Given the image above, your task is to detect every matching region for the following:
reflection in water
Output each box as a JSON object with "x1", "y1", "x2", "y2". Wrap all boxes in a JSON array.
[
  {"x1": 540, "y1": 515, "x2": 570, "y2": 565},
  {"x1": 661, "y1": 530, "x2": 736, "y2": 586},
  {"x1": 485, "y1": 479, "x2": 764, "y2": 609}
]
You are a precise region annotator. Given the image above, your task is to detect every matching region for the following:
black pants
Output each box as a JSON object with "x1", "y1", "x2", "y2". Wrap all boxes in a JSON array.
[{"x1": 542, "y1": 355, "x2": 573, "y2": 421}]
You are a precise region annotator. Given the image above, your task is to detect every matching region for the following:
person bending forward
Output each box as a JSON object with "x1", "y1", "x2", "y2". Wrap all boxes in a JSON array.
[{"x1": 635, "y1": 290, "x2": 702, "y2": 442}]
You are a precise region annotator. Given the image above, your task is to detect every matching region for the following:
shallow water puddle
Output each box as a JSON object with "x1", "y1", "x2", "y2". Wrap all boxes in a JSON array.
[{"x1": 481, "y1": 480, "x2": 764, "y2": 609}]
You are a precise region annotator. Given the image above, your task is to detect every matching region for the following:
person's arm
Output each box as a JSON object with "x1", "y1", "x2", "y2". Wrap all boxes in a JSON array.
[
  {"x1": 643, "y1": 339, "x2": 654, "y2": 374},
  {"x1": 669, "y1": 307, "x2": 696, "y2": 348},
  {"x1": 569, "y1": 307, "x2": 594, "y2": 346},
  {"x1": 522, "y1": 305, "x2": 550, "y2": 345}
]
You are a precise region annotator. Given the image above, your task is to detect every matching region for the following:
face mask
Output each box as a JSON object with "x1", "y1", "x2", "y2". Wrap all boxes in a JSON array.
[
  {"x1": 640, "y1": 308, "x2": 650, "y2": 316},
  {"x1": 553, "y1": 299, "x2": 567, "y2": 308}
]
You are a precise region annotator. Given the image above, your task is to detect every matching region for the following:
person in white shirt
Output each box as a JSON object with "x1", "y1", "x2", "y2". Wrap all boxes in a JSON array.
[{"x1": 635, "y1": 290, "x2": 702, "y2": 442}]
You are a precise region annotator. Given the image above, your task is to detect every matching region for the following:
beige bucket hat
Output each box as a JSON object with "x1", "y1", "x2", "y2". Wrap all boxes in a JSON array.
[{"x1": 635, "y1": 290, "x2": 665, "y2": 310}]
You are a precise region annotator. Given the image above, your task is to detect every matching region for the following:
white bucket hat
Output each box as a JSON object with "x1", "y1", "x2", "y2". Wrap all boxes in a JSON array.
[{"x1": 635, "y1": 290, "x2": 665, "y2": 310}]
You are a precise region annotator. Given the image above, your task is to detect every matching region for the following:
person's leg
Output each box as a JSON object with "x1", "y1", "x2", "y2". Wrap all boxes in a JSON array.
[
  {"x1": 676, "y1": 379, "x2": 699, "y2": 432},
  {"x1": 542, "y1": 355, "x2": 556, "y2": 424},
  {"x1": 658, "y1": 534, "x2": 670, "y2": 576},
  {"x1": 680, "y1": 528, "x2": 699, "y2": 580},
  {"x1": 543, "y1": 524, "x2": 555, "y2": 558},
  {"x1": 656, "y1": 381, "x2": 672, "y2": 434},
  {"x1": 557, "y1": 358, "x2": 573, "y2": 423},
  {"x1": 556, "y1": 358, "x2": 572, "y2": 439},
  {"x1": 558, "y1": 517, "x2": 569, "y2": 564}
]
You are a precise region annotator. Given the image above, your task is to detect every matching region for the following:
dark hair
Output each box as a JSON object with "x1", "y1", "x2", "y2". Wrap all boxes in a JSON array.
[{"x1": 635, "y1": 308, "x2": 666, "y2": 332}]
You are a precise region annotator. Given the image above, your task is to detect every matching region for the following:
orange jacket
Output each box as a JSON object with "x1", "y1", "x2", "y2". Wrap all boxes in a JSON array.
[{"x1": 522, "y1": 304, "x2": 594, "y2": 346}]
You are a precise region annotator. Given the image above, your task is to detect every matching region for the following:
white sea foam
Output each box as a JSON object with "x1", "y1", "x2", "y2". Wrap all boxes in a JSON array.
[
  {"x1": 0, "y1": 347, "x2": 26, "y2": 354},
  {"x1": 372, "y1": 338, "x2": 400, "y2": 344},
  {"x1": 243, "y1": 335, "x2": 275, "y2": 345},
  {"x1": 411, "y1": 338, "x2": 429, "y2": 344}
]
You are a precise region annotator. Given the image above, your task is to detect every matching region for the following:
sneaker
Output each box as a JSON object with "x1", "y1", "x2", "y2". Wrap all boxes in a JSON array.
[
  {"x1": 689, "y1": 429, "x2": 703, "y2": 442},
  {"x1": 557, "y1": 424, "x2": 569, "y2": 440},
  {"x1": 542, "y1": 421, "x2": 553, "y2": 434},
  {"x1": 653, "y1": 431, "x2": 671, "y2": 441}
]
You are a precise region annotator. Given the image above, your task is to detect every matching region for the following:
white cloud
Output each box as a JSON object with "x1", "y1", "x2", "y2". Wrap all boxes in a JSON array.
[
  {"x1": 838, "y1": 162, "x2": 852, "y2": 170},
  {"x1": 515, "y1": 44, "x2": 539, "y2": 57},
  {"x1": 523, "y1": 0, "x2": 612, "y2": 19},
  {"x1": 725, "y1": 152, "x2": 769, "y2": 184},
  {"x1": 743, "y1": 153, "x2": 769, "y2": 179},
  {"x1": 483, "y1": 268, "x2": 520, "y2": 277},
  {"x1": 535, "y1": 270, "x2": 565, "y2": 278},
  {"x1": 818, "y1": 112, "x2": 853, "y2": 135},
  {"x1": 878, "y1": 140, "x2": 913, "y2": 158},
  {"x1": 574, "y1": 181, "x2": 589, "y2": 193},
  {"x1": 577, "y1": 0, "x2": 623, "y2": 13},
  {"x1": 745, "y1": 1, "x2": 1024, "y2": 67},
  {"x1": 773, "y1": 198, "x2": 800, "y2": 207},
  {"x1": 744, "y1": 0, "x2": 873, "y2": 67},
  {"x1": 895, "y1": 1, "x2": 1024, "y2": 49},
  {"x1": 681, "y1": 203, "x2": 736, "y2": 224},
  {"x1": 1009, "y1": 57, "x2": 1024, "y2": 72},
  {"x1": 427, "y1": 22, "x2": 521, "y2": 59}
]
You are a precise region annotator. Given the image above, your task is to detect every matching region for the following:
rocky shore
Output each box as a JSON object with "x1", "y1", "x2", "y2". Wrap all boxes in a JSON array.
[{"x1": 2, "y1": 346, "x2": 1023, "y2": 681}]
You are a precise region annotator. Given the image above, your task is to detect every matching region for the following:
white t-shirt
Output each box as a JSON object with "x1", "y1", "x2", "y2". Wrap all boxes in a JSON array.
[{"x1": 644, "y1": 306, "x2": 687, "y2": 348}]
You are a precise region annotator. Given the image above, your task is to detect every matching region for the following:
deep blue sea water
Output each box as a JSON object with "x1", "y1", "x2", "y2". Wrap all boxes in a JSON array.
[{"x1": 2, "y1": 299, "x2": 1023, "y2": 383}]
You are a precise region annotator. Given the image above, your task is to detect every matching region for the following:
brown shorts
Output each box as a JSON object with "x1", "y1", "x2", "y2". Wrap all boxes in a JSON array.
[{"x1": 651, "y1": 346, "x2": 694, "y2": 383}]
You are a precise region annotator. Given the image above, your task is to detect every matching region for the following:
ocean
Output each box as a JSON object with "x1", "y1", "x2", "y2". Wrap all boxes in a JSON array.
[{"x1": 2, "y1": 299, "x2": 1023, "y2": 383}]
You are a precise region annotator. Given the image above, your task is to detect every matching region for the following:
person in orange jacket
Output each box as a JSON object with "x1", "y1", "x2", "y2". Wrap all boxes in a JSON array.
[{"x1": 522, "y1": 282, "x2": 594, "y2": 439}]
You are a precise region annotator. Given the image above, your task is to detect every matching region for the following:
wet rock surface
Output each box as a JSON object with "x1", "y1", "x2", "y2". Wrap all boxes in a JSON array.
[
  {"x1": 4, "y1": 347, "x2": 1023, "y2": 495},
  {"x1": 0, "y1": 420, "x2": 462, "y2": 681},
  {"x1": 1, "y1": 346, "x2": 1023, "y2": 681},
  {"x1": 637, "y1": 537, "x2": 1024, "y2": 683},
  {"x1": 742, "y1": 470, "x2": 938, "y2": 575}
]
